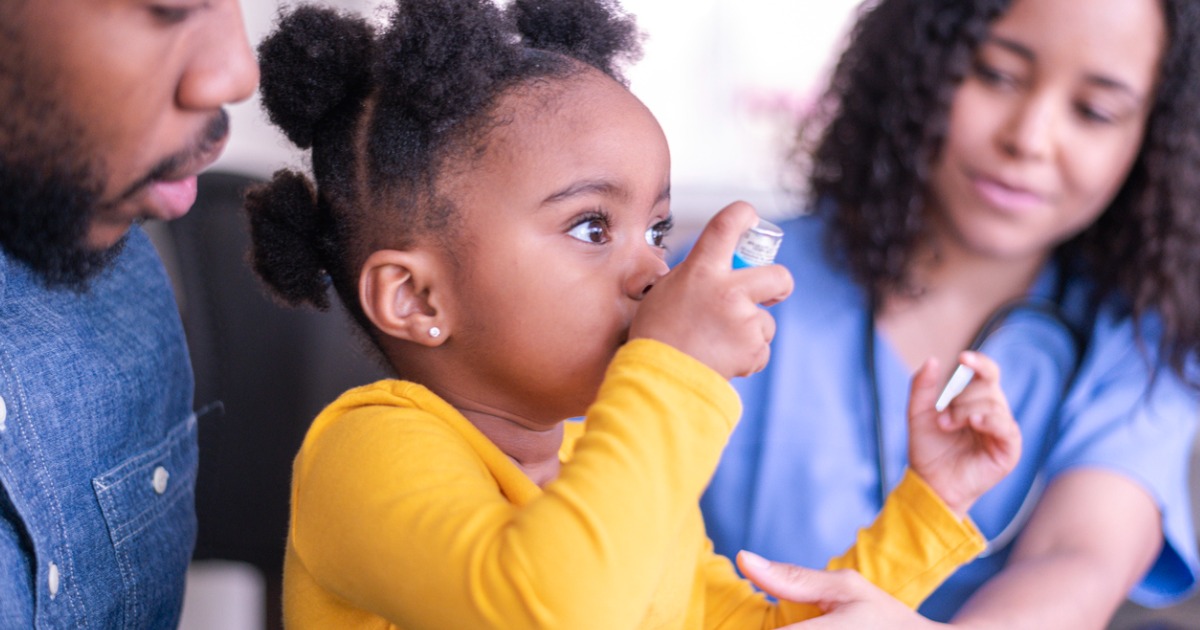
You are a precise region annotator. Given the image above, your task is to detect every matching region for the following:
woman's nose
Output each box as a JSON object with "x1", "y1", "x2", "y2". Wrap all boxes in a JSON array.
[{"x1": 996, "y1": 93, "x2": 1056, "y2": 161}]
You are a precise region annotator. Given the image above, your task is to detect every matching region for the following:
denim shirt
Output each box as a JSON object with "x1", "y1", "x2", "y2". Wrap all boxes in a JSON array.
[{"x1": 0, "y1": 226, "x2": 197, "y2": 629}]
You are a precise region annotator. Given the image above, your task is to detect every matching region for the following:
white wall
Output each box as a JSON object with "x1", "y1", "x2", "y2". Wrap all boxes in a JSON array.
[
  {"x1": 214, "y1": 0, "x2": 374, "y2": 181},
  {"x1": 621, "y1": 0, "x2": 860, "y2": 224},
  {"x1": 215, "y1": 0, "x2": 862, "y2": 226}
]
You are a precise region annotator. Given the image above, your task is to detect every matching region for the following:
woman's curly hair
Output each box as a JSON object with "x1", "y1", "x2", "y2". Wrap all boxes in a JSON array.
[
  {"x1": 245, "y1": 0, "x2": 641, "y2": 344},
  {"x1": 800, "y1": 0, "x2": 1200, "y2": 381}
]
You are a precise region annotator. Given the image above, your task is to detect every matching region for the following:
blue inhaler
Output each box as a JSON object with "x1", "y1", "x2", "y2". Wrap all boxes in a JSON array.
[{"x1": 732, "y1": 219, "x2": 784, "y2": 268}]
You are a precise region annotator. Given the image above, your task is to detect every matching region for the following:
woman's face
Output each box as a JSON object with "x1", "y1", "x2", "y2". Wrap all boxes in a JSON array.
[{"x1": 927, "y1": 0, "x2": 1165, "y2": 264}]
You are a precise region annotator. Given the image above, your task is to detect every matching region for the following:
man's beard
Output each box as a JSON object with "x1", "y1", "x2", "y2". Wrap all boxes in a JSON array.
[
  {"x1": 0, "y1": 144, "x2": 126, "y2": 290},
  {"x1": 0, "y1": 105, "x2": 230, "y2": 290},
  {"x1": 0, "y1": 20, "x2": 126, "y2": 290}
]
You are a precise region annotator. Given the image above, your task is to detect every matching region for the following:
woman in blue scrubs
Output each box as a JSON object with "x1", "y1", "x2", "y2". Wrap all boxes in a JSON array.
[{"x1": 702, "y1": 0, "x2": 1200, "y2": 626}]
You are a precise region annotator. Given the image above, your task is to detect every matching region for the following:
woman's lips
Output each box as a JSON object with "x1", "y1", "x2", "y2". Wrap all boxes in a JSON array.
[{"x1": 970, "y1": 174, "x2": 1047, "y2": 214}]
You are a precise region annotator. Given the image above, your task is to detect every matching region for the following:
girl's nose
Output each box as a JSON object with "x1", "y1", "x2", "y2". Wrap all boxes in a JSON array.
[{"x1": 625, "y1": 248, "x2": 670, "y2": 300}]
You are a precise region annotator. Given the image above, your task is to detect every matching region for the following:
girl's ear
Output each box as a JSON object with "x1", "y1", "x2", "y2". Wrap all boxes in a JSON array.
[{"x1": 358, "y1": 249, "x2": 449, "y2": 346}]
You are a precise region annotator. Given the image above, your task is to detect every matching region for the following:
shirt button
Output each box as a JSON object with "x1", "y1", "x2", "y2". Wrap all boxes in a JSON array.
[
  {"x1": 48, "y1": 562, "x2": 60, "y2": 599},
  {"x1": 152, "y1": 466, "x2": 170, "y2": 495},
  {"x1": 0, "y1": 394, "x2": 7, "y2": 432}
]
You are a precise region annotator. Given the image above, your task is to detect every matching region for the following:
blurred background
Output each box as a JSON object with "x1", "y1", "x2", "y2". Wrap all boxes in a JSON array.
[
  {"x1": 211, "y1": 0, "x2": 863, "y2": 229},
  {"x1": 164, "y1": 1, "x2": 1200, "y2": 628}
]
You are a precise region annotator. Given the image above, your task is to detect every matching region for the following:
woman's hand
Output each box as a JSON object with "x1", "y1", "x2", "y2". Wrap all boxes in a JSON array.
[{"x1": 737, "y1": 551, "x2": 944, "y2": 629}]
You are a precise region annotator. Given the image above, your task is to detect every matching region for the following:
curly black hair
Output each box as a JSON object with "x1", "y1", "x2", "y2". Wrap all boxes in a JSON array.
[
  {"x1": 800, "y1": 0, "x2": 1200, "y2": 382},
  {"x1": 245, "y1": 0, "x2": 641, "y2": 347}
]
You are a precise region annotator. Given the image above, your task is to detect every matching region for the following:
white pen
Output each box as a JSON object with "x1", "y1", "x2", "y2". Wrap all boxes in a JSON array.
[{"x1": 935, "y1": 363, "x2": 976, "y2": 412}]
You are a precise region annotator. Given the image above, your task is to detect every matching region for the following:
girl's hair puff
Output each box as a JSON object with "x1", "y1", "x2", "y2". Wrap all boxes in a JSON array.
[
  {"x1": 510, "y1": 0, "x2": 641, "y2": 83},
  {"x1": 255, "y1": 6, "x2": 376, "y2": 150},
  {"x1": 800, "y1": 0, "x2": 1200, "y2": 383},
  {"x1": 247, "y1": 6, "x2": 375, "y2": 310},
  {"x1": 246, "y1": 0, "x2": 642, "y2": 351},
  {"x1": 244, "y1": 169, "x2": 333, "y2": 309}
]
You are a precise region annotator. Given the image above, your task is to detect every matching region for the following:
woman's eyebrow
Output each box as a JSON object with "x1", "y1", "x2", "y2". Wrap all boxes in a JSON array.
[
  {"x1": 1083, "y1": 73, "x2": 1146, "y2": 105},
  {"x1": 986, "y1": 35, "x2": 1035, "y2": 61},
  {"x1": 986, "y1": 35, "x2": 1145, "y2": 103}
]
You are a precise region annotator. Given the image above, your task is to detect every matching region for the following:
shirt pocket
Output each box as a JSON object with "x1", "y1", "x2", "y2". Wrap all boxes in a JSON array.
[{"x1": 92, "y1": 413, "x2": 198, "y2": 629}]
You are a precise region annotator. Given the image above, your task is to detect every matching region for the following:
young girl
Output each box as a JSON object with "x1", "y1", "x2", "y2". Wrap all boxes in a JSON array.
[
  {"x1": 701, "y1": 0, "x2": 1200, "y2": 626},
  {"x1": 246, "y1": 0, "x2": 1020, "y2": 627}
]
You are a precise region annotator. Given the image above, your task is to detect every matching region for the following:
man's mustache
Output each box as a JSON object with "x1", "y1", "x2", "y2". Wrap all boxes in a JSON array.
[{"x1": 113, "y1": 109, "x2": 231, "y2": 203}]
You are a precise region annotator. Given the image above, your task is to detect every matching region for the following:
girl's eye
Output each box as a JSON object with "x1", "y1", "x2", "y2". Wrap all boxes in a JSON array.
[
  {"x1": 567, "y1": 216, "x2": 610, "y2": 244},
  {"x1": 645, "y1": 216, "x2": 674, "y2": 248}
]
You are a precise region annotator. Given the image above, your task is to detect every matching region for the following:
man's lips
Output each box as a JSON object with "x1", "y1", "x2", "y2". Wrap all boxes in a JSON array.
[
  {"x1": 158, "y1": 128, "x2": 229, "y2": 185},
  {"x1": 143, "y1": 132, "x2": 229, "y2": 221},
  {"x1": 146, "y1": 177, "x2": 200, "y2": 221}
]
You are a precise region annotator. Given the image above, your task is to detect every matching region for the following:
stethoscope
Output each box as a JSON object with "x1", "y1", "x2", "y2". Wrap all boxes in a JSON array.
[{"x1": 864, "y1": 282, "x2": 1090, "y2": 558}]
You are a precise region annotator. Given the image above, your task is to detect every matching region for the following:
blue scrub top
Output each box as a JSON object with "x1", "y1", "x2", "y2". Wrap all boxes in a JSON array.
[{"x1": 700, "y1": 214, "x2": 1200, "y2": 621}]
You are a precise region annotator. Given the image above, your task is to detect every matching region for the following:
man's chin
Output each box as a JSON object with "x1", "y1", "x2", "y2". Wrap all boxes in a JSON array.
[
  {"x1": 85, "y1": 217, "x2": 136, "y2": 251},
  {"x1": 13, "y1": 237, "x2": 126, "y2": 291},
  {"x1": 84, "y1": 174, "x2": 200, "y2": 250},
  {"x1": 0, "y1": 174, "x2": 128, "y2": 289}
]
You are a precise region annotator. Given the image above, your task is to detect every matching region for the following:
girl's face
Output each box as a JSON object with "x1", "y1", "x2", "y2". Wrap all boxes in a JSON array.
[
  {"x1": 435, "y1": 69, "x2": 673, "y2": 426},
  {"x1": 927, "y1": 0, "x2": 1165, "y2": 264}
]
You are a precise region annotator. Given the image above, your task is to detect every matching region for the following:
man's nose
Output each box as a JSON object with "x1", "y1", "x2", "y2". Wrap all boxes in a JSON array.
[{"x1": 177, "y1": 1, "x2": 261, "y2": 110}]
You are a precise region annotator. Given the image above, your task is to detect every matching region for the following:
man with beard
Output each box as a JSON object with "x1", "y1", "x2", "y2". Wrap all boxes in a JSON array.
[{"x1": 0, "y1": 1, "x2": 258, "y2": 627}]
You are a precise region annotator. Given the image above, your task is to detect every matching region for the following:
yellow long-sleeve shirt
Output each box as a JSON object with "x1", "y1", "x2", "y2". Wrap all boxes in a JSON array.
[{"x1": 284, "y1": 339, "x2": 983, "y2": 628}]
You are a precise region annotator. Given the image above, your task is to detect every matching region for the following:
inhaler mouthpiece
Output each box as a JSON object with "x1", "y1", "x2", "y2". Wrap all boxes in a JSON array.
[{"x1": 732, "y1": 219, "x2": 784, "y2": 268}]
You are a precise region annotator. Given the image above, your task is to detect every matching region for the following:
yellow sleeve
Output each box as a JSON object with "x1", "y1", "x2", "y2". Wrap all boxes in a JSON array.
[
  {"x1": 290, "y1": 339, "x2": 741, "y2": 629},
  {"x1": 700, "y1": 469, "x2": 985, "y2": 627},
  {"x1": 824, "y1": 469, "x2": 985, "y2": 608}
]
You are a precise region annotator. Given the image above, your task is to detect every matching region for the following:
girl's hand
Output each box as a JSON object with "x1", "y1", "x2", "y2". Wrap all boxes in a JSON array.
[
  {"x1": 629, "y1": 201, "x2": 793, "y2": 380},
  {"x1": 736, "y1": 551, "x2": 941, "y2": 629},
  {"x1": 907, "y1": 352, "x2": 1022, "y2": 518}
]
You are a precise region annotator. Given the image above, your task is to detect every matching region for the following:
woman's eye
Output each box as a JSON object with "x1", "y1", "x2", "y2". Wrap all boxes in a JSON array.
[
  {"x1": 149, "y1": 2, "x2": 208, "y2": 25},
  {"x1": 1076, "y1": 102, "x2": 1117, "y2": 125},
  {"x1": 150, "y1": 6, "x2": 192, "y2": 24},
  {"x1": 972, "y1": 60, "x2": 1019, "y2": 90},
  {"x1": 567, "y1": 218, "x2": 609, "y2": 244},
  {"x1": 645, "y1": 217, "x2": 673, "y2": 248}
]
